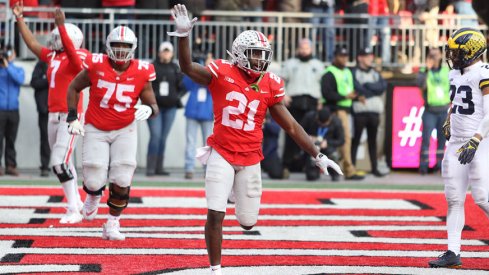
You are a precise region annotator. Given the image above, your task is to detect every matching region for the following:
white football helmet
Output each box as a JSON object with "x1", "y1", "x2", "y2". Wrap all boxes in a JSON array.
[
  {"x1": 49, "y1": 23, "x2": 84, "y2": 51},
  {"x1": 106, "y1": 26, "x2": 137, "y2": 63},
  {"x1": 227, "y1": 30, "x2": 273, "y2": 77}
]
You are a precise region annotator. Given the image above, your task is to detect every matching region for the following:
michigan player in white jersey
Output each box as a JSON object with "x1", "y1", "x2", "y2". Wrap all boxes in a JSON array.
[{"x1": 429, "y1": 28, "x2": 489, "y2": 268}]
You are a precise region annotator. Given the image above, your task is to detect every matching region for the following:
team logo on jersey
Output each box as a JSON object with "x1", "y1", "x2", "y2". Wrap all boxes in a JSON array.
[{"x1": 224, "y1": 76, "x2": 235, "y2": 84}]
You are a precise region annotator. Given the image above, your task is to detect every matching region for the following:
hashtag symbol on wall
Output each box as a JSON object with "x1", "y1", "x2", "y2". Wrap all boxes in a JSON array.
[{"x1": 398, "y1": 106, "x2": 424, "y2": 147}]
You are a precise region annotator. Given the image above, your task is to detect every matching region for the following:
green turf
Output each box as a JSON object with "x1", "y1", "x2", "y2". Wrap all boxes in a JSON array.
[{"x1": 0, "y1": 179, "x2": 444, "y2": 191}]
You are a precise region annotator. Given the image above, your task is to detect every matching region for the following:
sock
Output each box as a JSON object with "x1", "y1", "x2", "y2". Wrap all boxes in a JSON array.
[
  {"x1": 108, "y1": 214, "x2": 120, "y2": 221},
  {"x1": 210, "y1": 265, "x2": 221, "y2": 275},
  {"x1": 61, "y1": 179, "x2": 78, "y2": 211}
]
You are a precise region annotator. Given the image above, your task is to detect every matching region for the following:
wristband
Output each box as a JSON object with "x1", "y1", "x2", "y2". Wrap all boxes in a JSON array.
[{"x1": 66, "y1": 108, "x2": 78, "y2": 122}]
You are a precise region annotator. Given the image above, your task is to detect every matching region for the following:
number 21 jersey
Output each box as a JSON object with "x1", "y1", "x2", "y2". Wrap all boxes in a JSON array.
[{"x1": 205, "y1": 59, "x2": 285, "y2": 166}]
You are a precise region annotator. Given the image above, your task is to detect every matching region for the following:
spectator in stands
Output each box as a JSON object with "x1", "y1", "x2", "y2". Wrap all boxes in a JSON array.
[
  {"x1": 215, "y1": 0, "x2": 262, "y2": 22},
  {"x1": 147, "y1": 41, "x2": 186, "y2": 176},
  {"x1": 183, "y1": 52, "x2": 214, "y2": 180},
  {"x1": 321, "y1": 46, "x2": 364, "y2": 180},
  {"x1": 280, "y1": 0, "x2": 302, "y2": 22},
  {"x1": 54, "y1": 0, "x2": 100, "y2": 18},
  {"x1": 303, "y1": 0, "x2": 335, "y2": 62},
  {"x1": 261, "y1": 113, "x2": 289, "y2": 180},
  {"x1": 280, "y1": 38, "x2": 325, "y2": 172},
  {"x1": 446, "y1": 0, "x2": 478, "y2": 27},
  {"x1": 101, "y1": 0, "x2": 135, "y2": 20},
  {"x1": 368, "y1": 0, "x2": 391, "y2": 65},
  {"x1": 0, "y1": 46, "x2": 25, "y2": 176},
  {"x1": 30, "y1": 60, "x2": 50, "y2": 177},
  {"x1": 417, "y1": 47, "x2": 450, "y2": 175},
  {"x1": 413, "y1": 0, "x2": 439, "y2": 47},
  {"x1": 301, "y1": 107, "x2": 344, "y2": 181},
  {"x1": 351, "y1": 48, "x2": 387, "y2": 177},
  {"x1": 344, "y1": 0, "x2": 369, "y2": 56}
]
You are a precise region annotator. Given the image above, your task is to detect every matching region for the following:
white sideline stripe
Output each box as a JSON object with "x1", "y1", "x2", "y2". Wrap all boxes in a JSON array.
[
  {"x1": 0, "y1": 265, "x2": 80, "y2": 273},
  {"x1": 3, "y1": 246, "x2": 489, "y2": 258},
  {"x1": 0, "y1": 227, "x2": 484, "y2": 245},
  {"x1": 163, "y1": 266, "x2": 489, "y2": 275},
  {"x1": 1, "y1": 211, "x2": 441, "y2": 222},
  {"x1": 0, "y1": 196, "x2": 425, "y2": 210}
]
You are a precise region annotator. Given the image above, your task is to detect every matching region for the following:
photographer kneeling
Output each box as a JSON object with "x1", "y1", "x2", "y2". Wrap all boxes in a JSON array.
[{"x1": 301, "y1": 107, "x2": 345, "y2": 181}]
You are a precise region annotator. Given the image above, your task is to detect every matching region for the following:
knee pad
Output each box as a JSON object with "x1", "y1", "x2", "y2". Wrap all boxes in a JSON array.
[
  {"x1": 52, "y1": 163, "x2": 74, "y2": 183},
  {"x1": 83, "y1": 163, "x2": 107, "y2": 191},
  {"x1": 236, "y1": 213, "x2": 257, "y2": 229},
  {"x1": 83, "y1": 183, "x2": 105, "y2": 196},
  {"x1": 107, "y1": 183, "x2": 130, "y2": 212},
  {"x1": 108, "y1": 163, "x2": 136, "y2": 188}
]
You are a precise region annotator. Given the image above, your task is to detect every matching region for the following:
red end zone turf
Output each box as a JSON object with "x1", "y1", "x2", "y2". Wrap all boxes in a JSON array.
[{"x1": 0, "y1": 187, "x2": 488, "y2": 274}]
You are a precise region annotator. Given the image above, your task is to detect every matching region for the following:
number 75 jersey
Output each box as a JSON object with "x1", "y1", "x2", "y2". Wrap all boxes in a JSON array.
[
  {"x1": 205, "y1": 59, "x2": 285, "y2": 166},
  {"x1": 449, "y1": 61, "x2": 489, "y2": 138}
]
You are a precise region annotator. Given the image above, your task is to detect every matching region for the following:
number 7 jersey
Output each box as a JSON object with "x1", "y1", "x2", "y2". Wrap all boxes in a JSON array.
[
  {"x1": 449, "y1": 61, "x2": 489, "y2": 138},
  {"x1": 205, "y1": 59, "x2": 285, "y2": 166}
]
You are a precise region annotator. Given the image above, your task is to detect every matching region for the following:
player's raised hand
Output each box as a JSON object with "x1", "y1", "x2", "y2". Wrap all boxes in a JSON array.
[
  {"x1": 167, "y1": 4, "x2": 197, "y2": 37},
  {"x1": 12, "y1": 0, "x2": 24, "y2": 18},
  {"x1": 54, "y1": 8, "x2": 65, "y2": 26},
  {"x1": 457, "y1": 137, "x2": 480, "y2": 164},
  {"x1": 134, "y1": 105, "x2": 152, "y2": 121},
  {"x1": 67, "y1": 119, "x2": 85, "y2": 136},
  {"x1": 315, "y1": 153, "x2": 343, "y2": 176}
]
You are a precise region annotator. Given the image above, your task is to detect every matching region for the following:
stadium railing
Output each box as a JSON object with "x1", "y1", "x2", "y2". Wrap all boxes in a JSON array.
[{"x1": 1, "y1": 6, "x2": 486, "y2": 69}]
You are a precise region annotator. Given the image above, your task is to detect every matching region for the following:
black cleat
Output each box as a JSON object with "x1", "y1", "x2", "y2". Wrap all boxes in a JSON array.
[{"x1": 429, "y1": 250, "x2": 462, "y2": 268}]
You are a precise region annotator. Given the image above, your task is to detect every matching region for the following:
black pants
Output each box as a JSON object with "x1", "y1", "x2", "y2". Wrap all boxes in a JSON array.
[
  {"x1": 261, "y1": 153, "x2": 285, "y2": 179},
  {"x1": 351, "y1": 113, "x2": 380, "y2": 172},
  {"x1": 38, "y1": 112, "x2": 50, "y2": 170},
  {"x1": 283, "y1": 95, "x2": 318, "y2": 171},
  {"x1": 0, "y1": 111, "x2": 20, "y2": 168}
]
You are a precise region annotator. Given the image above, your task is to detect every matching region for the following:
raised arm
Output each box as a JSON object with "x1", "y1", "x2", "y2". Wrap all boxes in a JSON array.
[
  {"x1": 269, "y1": 102, "x2": 343, "y2": 175},
  {"x1": 54, "y1": 8, "x2": 83, "y2": 70},
  {"x1": 168, "y1": 4, "x2": 211, "y2": 86},
  {"x1": 12, "y1": 2, "x2": 43, "y2": 58}
]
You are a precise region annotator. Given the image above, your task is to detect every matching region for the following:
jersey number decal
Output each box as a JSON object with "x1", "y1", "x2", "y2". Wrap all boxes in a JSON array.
[
  {"x1": 97, "y1": 80, "x2": 135, "y2": 112},
  {"x1": 222, "y1": 91, "x2": 260, "y2": 131},
  {"x1": 49, "y1": 60, "x2": 61, "y2": 88},
  {"x1": 450, "y1": 85, "x2": 474, "y2": 115}
]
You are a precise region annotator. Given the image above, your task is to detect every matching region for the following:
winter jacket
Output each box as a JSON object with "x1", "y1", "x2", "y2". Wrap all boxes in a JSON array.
[
  {"x1": 183, "y1": 75, "x2": 213, "y2": 121},
  {"x1": 151, "y1": 59, "x2": 187, "y2": 109},
  {"x1": 30, "y1": 60, "x2": 49, "y2": 115},
  {"x1": 0, "y1": 62, "x2": 25, "y2": 111}
]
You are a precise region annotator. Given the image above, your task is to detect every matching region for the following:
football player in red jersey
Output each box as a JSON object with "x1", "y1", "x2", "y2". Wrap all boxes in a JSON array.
[
  {"x1": 66, "y1": 25, "x2": 159, "y2": 240},
  {"x1": 13, "y1": 3, "x2": 89, "y2": 224},
  {"x1": 168, "y1": 4, "x2": 343, "y2": 275}
]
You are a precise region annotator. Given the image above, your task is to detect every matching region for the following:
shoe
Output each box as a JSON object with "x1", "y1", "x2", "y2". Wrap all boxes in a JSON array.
[
  {"x1": 372, "y1": 170, "x2": 387, "y2": 177},
  {"x1": 428, "y1": 250, "x2": 462, "y2": 268},
  {"x1": 155, "y1": 170, "x2": 170, "y2": 176},
  {"x1": 5, "y1": 166, "x2": 19, "y2": 176},
  {"x1": 59, "y1": 208, "x2": 83, "y2": 224},
  {"x1": 82, "y1": 195, "x2": 102, "y2": 221},
  {"x1": 345, "y1": 174, "x2": 365, "y2": 180},
  {"x1": 40, "y1": 169, "x2": 49, "y2": 177},
  {"x1": 184, "y1": 172, "x2": 193, "y2": 179},
  {"x1": 102, "y1": 219, "x2": 125, "y2": 240}
]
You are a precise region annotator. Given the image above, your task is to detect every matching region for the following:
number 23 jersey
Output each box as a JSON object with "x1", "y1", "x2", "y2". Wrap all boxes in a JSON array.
[
  {"x1": 449, "y1": 61, "x2": 489, "y2": 138},
  {"x1": 206, "y1": 59, "x2": 285, "y2": 166},
  {"x1": 83, "y1": 54, "x2": 156, "y2": 131}
]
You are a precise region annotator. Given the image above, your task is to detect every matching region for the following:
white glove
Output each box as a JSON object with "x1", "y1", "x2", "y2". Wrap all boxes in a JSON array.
[
  {"x1": 167, "y1": 4, "x2": 197, "y2": 37},
  {"x1": 315, "y1": 153, "x2": 343, "y2": 176},
  {"x1": 67, "y1": 119, "x2": 85, "y2": 136},
  {"x1": 134, "y1": 105, "x2": 152, "y2": 121}
]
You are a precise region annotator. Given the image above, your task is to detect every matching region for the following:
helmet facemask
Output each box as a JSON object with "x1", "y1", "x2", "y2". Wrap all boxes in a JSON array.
[
  {"x1": 244, "y1": 48, "x2": 272, "y2": 73},
  {"x1": 445, "y1": 45, "x2": 468, "y2": 70},
  {"x1": 229, "y1": 30, "x2": 273, "y2": 78},
  {"x1": 107, "y1": 42, "x2": 135, "y2": 63}
]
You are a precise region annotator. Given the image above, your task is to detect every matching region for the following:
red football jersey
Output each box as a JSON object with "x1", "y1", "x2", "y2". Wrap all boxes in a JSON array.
[
  {"x1": 83, "y1": 54, "x2": 156, "y2": 131},
  {"x1": 40, "y1": 47, "x2": 89, "y2": 113},
  {"x1": 205, "y1": 59, "x2": 285, "y2": 166}
]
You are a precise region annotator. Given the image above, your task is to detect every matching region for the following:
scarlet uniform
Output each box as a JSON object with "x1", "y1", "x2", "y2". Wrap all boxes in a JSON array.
[
  {"x1": 82, "y1": 54, "x2": 156, "y2": 131},
  {"x1": 39, "y1": 47, "x2": 87, "y2": 113},
  {"x1": 206, "y1": 59, "x2": 285, "y2": 166}
]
